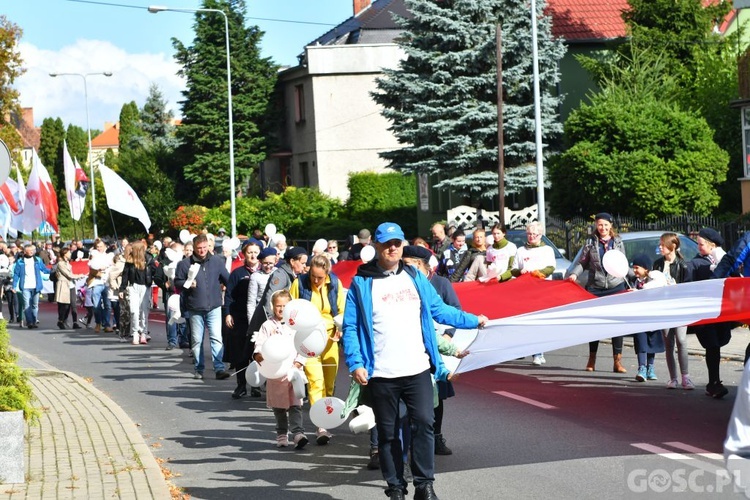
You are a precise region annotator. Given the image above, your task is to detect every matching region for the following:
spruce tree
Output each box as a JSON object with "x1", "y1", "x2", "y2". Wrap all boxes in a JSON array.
[
  {"x1": 172, "y1": 0, "x2": 277, "y2": 204},
  {"x1": 372, "y1": 0, "x2": 565, "y2": 199}
]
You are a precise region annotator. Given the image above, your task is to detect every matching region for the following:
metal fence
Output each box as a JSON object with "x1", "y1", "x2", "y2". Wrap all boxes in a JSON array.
[{"x1": 544, "y1": 214, "x2": 750, "y2": 258}]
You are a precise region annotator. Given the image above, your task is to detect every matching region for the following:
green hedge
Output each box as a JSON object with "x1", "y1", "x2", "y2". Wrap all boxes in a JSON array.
[{"x1": 0, "y1": 321, "x2": 38, "y2": 421}]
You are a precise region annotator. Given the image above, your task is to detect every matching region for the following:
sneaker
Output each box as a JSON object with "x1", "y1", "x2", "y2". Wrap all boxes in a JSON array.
[
  {"x1": 434, "y1": 433, "x2": 453, "y2": 455},
  {"x1": 646, "y1": 365, "x2": 657, "y2": 380},
  {"x1": 119, "y1": 335, "x2": 128, "y2": 343},
  {"x1": 216, "y1": 370, "x2": 231, "y2": 380},
  {"x1": 276, "y1": 434, "x2": 289, "y2": 448},
  {"x1": 250, "y1": 387, "x2": 262, "y2": 398},
  {"x1": 316, "y1": 428, "x2": 332, "y2": 445},
  {"x1": 367, "y1": 450, "x2": 380, "y2": 470},
  {"x1": 104, "y1": 327, "x2": 114, "y2": 333},
  {"x1": 293, "y1": 433, "x2": 308, "y2": 450},
  {"x1": 193, "y1": 371, "x2": 204, "y2": 380},
  {"x1": 635, "y1": 366, "x2": 647, "y2": 382},
  {"x1": 72, "y1": 323, "x2": 81, "y2": 329},
  {"x1": 666, "y1": 378, "x2": 679, "y2": 389},
  {"x1": 706, "y1": 381, "x2": 729, "y2": 399},
  {"x1": 139, "y1": 334, "x2": 148, "y2": 345},
  {"x1": 532, "y1": 355, "x2": 543, "y2": 366},
  {"x1": 681, "y1": 375, "x2": 695, "y2": 390},
  {"x1": 132, "y1": 337, "x2": 140, "y2": 345},
  {"x1": 166, "y1": 344, "x2": 176, "y2": 351}
]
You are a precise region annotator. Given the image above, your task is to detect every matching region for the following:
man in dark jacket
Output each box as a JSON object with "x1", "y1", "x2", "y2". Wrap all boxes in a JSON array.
[{"x1": 174, "y1": 234, "x2": 231, "y2": 380}]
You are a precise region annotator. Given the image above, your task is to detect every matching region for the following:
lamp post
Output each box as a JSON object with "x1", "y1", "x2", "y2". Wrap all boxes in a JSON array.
[
  {"x1": 148, "y1": 5, "x2": 237, "y2": 238},
  {"x1": 49, "y1": 71, "x2": 113, "y2": 239},
  {"x1": 530, "y1": 0, "x2": 545, "y2": 231}
]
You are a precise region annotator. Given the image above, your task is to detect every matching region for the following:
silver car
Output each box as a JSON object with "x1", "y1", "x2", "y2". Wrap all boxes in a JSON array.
[{"x1": 566, "y1": 231, "x2": 699, "y2": 282}]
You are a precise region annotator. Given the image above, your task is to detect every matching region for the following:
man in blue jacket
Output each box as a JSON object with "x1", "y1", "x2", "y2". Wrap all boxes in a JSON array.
[
  {"x1": 343, "y1": 222, "x2": 487, "y2": 500},
  {"x1": 174, "y1": 234, "x2": 230, "y2": 380},
  {"x1": 12, "y1": 244, "x2": 50, "y2": 328}
]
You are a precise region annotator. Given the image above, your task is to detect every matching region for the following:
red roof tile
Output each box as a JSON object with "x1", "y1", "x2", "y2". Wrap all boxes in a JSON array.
[
  {"x1": 547, "y1": 0, "x2": 630, "y2": 41},
  {"x1": 91, "y1": 123, "x2": 119, "y2": 149}
]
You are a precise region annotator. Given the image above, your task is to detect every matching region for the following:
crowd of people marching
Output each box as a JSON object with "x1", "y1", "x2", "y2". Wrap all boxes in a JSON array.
[{"x1": 0, "y1": 216, "x2": 749, "y2": 500}]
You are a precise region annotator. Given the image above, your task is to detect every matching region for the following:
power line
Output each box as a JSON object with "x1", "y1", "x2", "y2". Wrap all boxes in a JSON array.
[{"x1": 65, "y1": 0, "x2": 338, "y2": 27}]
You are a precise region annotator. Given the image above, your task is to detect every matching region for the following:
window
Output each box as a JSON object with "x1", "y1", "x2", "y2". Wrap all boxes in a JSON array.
[{"x1": 294, "y1": 84, "x2": 305, "y2": 124}]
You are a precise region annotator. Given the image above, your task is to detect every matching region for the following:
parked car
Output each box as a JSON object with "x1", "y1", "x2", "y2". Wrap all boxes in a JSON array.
[{"x1": 566, "y1": 231, "x2": 699, "y2": 282}]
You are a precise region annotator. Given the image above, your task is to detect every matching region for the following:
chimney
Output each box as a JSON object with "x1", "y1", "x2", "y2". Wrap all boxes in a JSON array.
[
  {"x1": 353, "y1": 0, "x2": 372, "y2": 16},
  {"x1": 22, "y1": 108, "x2": 34, "y2": 129}
]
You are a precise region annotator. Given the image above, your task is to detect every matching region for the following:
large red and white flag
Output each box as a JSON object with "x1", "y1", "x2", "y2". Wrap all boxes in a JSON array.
[
  {"x1": 1, "y1": 175, "x2": 24, "y2": 237},
  {"x1": 20, "y1": 150, "x2": 58, "y2": 234},
  {"x1": 448, "y1": 276, "x2": 750, "y2": 374},
  {"x1": 63, "y1": 140, "x2": 88, "y2": 221}
]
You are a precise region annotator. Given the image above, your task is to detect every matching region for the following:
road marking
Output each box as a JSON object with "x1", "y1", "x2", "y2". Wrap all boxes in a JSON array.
[
  {"x1": 631, "y1": 442, "x2": 693, "y2": 460},
  {"x1": 663, "y1": 441, "x2": 723, "y2": 460},
  {"x1": 492, "y1": 391, "x2": 556, "y2": 409}
]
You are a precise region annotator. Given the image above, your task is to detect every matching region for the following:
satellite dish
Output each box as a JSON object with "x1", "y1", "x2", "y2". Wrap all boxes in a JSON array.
[{"x1": 0, "y1": 139, "x2": 10, "y2": 186}]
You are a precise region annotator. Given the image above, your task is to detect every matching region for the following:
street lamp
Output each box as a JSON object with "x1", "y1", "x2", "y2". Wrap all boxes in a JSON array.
[
  {"x1": 148, "y1": 4, "x2": 237, "y2": 238},
  {"x1": 49, "y1": 71, "x2": 113, "y2": 239}
]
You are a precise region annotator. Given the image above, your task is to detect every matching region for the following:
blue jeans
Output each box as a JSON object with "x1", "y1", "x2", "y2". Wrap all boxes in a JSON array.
[
  {"x1": 369, "y1": 369, "x2": 435, "y2": 494},
  {"x1": 188, "y1": 307, "x2": 225, "y2": 374},
  {"x1": 21, "y1": 289, "x2": 39, "y2": 325},
  {"x1": 91, "y1": 284, "x2": 110, "y2": 327},
  {"x1": 166, "y1": 306, "x2": 183, "y2": 347}
]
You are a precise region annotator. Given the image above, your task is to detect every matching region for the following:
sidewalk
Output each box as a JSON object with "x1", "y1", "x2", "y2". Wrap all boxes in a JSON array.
[{"x1": 1, "y1": 369, "x2": 171, "y2": 499}]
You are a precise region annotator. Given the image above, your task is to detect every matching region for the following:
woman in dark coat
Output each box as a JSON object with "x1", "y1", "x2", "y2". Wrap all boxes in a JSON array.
[{"x1": 223, "y1": 242, "x2": 260, "y2": 399}]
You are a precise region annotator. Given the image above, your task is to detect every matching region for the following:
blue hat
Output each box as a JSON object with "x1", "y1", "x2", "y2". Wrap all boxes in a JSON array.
[
  {"x1": 698, "y1": 228, "x2": 724, "y2": 247},
  {"x1": 402, "y1": 245, "x2": 433, "y2": 262},
  {"x1": 374, "y1": 222, "x2": 405, "y2": 244},
  {"x1": 631, "y1": 253, "x2": 652, "y2": 270},
  {"x1": 285, "y1": 246, "x2": 308, "y2": 261},
  {"x1": 259, "y1": 247, "x2": 277, "y2": 260}
]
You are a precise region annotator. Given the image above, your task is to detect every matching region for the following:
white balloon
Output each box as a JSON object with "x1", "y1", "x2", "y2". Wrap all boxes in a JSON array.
[
  {"x1": 602, "y1": 250, "x2": 629, "y2": 278},
  {"x1": 154, "y1": 240, "x2": 163, "y2": 250},
  {"x1": 257, "y1": 356, "x2": 294, "y2": 380},
  {"x1": 265, "y1": 223, "x2": 277, "y2": 238},
  {"x1": 164, "y1": 247, "x2": 179, "y2": 263},
  {"x1": 309, "y1": 397, "x2": 347, "y2": 430},
  {"x1": 179, "y1": 229, "x2": 192, "y2": 244},
  {"x1": 260, "y1": 335, "x2": 294, "y2": 363},
  {"x1": 294, "y1": 326, "x2": 328, "y2": 358},
  {"x1": 282, "y1": 299, "x2": 324, "y2": 334},
  {"x1": 349, "y1": 405, "x2": 376, "y2": 434},
  {"x1": 224, "y1": 237, "x2": 240, "y2": 251},
  {"x1": 313, "y1": 238, "x2": 328, "y2": 254},
  {"x1": 289, "y1": 369, "x2": 308, "y2": 399},
  {"x1": 246, "y1": 361, "x2": 265, "y2": 387},
  {"x1": 360, "y1": 245, "x2": 376, "y2": 263}
]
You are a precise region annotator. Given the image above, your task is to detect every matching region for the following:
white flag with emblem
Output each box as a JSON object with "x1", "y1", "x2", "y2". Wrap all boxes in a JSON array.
[{"x1": 98, "y1": 163, "x2": 151, "y2": 232}]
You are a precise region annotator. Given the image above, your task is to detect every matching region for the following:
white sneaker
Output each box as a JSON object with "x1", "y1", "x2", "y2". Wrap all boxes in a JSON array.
[
  {"x1": 276, "y1": 434, "x2": 288, "y2": 448},
  {"x1": 682, "y1": 375, "x2": 695, "y2": 390},
  {"x1": 666, "y1": 378, "x2": 679, "y2": 389},
  {"x1": 532, "y1": 355, "x2": 544, "y2": 366}
]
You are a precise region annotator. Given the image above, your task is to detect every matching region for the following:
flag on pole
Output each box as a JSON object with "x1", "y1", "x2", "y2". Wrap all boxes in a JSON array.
[
  {"x1": 99, "y1": 162, "x2": 151, "y2": 232},
  {"x1": 20, "y1": 150, "x2": 58, "y2": 234},
  {"x1": 63, "y1": 140, "x2": 88, "y2": 221},
  {"x1": 1, "y1": 176, "x2": 23, "y2": 237}
]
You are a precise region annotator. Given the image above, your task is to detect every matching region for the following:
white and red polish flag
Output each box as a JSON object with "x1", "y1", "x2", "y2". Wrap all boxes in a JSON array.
[
  {"x1": 448, "y1": 275, "x2": 750, "y2": 374},
  {"x1": 19, "y1": 150, "x2": 58, "y2": 234},
  {"x1": 63, "y1": 140, "x2": 88, "y2": 221}
]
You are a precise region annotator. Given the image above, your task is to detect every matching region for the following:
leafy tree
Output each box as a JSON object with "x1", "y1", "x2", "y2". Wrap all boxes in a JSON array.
[
  {"x1": 173, "y1": 0, "x2": 278, "y2": 204},
  {"x1": 548, "y1": 86, "x2": 728, "y2": 220},
  {"x1": 577, "y1": 0, "x2": 741, "y2": 213},
  {"x1": 0, "y1": 16, "x2": 24, "y2": 163},
  {"x1": 372, "y1": 0, "x2": 565, "y2": 198},
  {"x1": 118, "y1": 101, "x2": 142, "y2": 152},
  {"x1": 65, "y1": 125, "x2": 88, "y2": 168},
  {"x1": 38, "y1": 117, "x2": 65, "y2": 186}
]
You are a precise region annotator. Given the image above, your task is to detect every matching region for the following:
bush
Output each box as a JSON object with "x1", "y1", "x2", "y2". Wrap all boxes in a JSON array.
[
  {"x1": 347, "y1": 172, "x2": 416, "y2": 215},
  {"x1": 170, "y1": 205, "x2": 209, "y2": 233},
  {"x1": 0, "y1": 321, "x2": 38, "y2": 421}
]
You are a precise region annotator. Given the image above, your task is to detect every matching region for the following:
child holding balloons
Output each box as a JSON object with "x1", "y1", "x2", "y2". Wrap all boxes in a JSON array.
[{"x1": 253, "y1": 289, "x2": 309, "y2": 449}]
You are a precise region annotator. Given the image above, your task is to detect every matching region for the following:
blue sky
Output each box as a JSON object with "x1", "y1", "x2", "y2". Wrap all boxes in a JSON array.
[{"x1": 6, "y1": 0, "x2": 353, "y2": 129}]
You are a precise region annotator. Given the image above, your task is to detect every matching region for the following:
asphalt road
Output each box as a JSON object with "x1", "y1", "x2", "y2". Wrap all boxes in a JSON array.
[{"x1": 8, "y1": 301, "x2": 748, "y2": 499}]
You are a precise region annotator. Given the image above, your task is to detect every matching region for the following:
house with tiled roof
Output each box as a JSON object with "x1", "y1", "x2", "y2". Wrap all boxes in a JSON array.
[
  {"x1": 268, "y1": 0, "x2": 744, "y2": 229},
  {"x1": 8, "y1": 107, "x2": 41, "y2": 170},
  {"x1": 90, "y1": 122, "x2": 119, "y2": 163}
]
